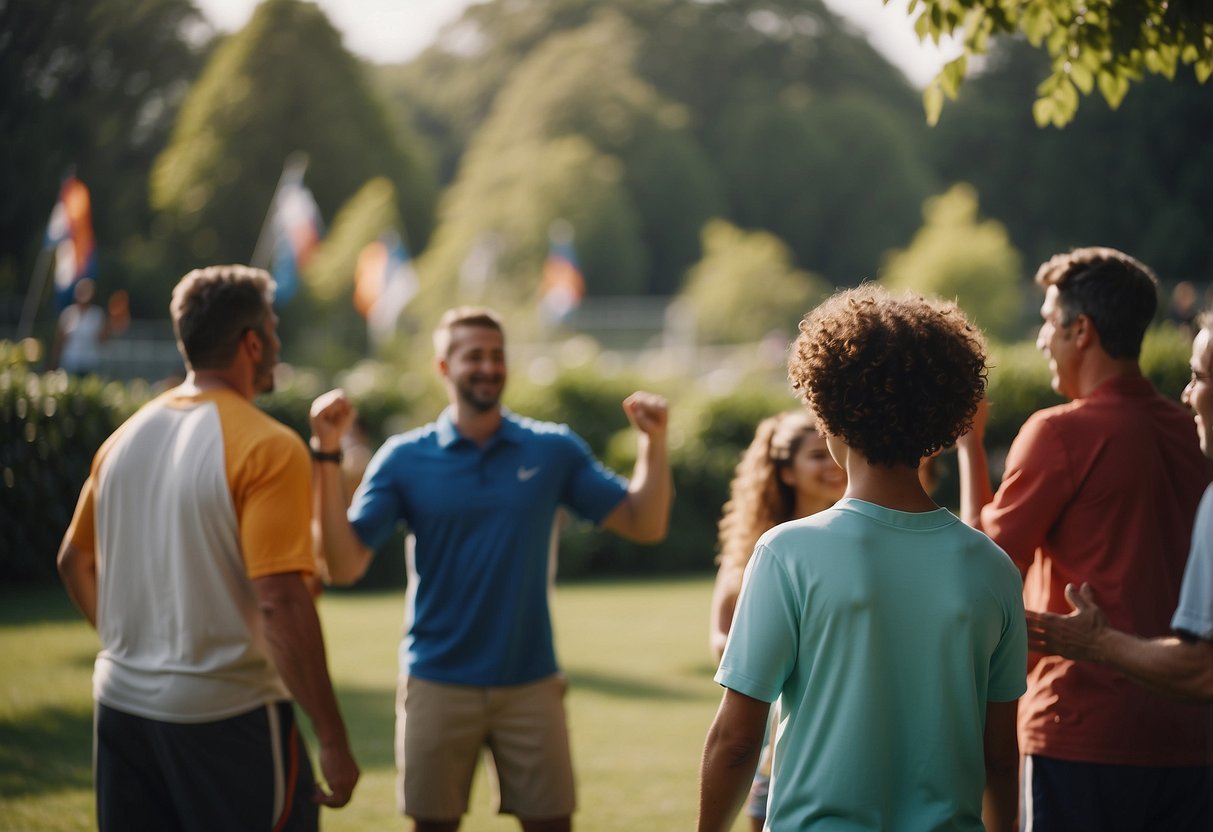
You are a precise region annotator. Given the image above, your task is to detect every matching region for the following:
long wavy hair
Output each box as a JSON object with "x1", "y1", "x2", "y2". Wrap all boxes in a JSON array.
[{"x1": 716, "y1": 410, "x2": 825, "y2": 579}]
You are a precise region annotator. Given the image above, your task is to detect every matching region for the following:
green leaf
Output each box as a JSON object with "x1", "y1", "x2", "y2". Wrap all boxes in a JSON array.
[
  {"x1": 924, "y1": 82, "x2": 945, "y2": 126},
  {"x1": 940, "y1": 55, "x2": 969, "y2": 98},
  {"x1": 1097, "y1": 69, "x2": 1131, "y2": 108},
  {"x1": 1032, "y1": 96, "x2": 1055, "y2": 128},
  {"x1": 1068, "y1": 60, "x2": 1095, "y2": 93},
  {"x1": 1021, "y1": 3, "x2": 1050, "y2": 45}
]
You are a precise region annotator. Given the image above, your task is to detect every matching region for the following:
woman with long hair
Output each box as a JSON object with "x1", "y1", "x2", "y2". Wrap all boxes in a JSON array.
[
  {"x1": 708, "y1": 409, "x2": 846, "y2": 832},
  {"x1": 711, "y1": 409, "x2": 846, "y2": 662}
]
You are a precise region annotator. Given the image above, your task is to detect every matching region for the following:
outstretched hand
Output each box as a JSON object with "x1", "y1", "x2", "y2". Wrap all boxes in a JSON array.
[
  {"x1": 1025, "y1": 582, "x2": 1108, "y2": 663},
  {"x1": 622, "y1": 391, "x2": 669, "y2": 438}
]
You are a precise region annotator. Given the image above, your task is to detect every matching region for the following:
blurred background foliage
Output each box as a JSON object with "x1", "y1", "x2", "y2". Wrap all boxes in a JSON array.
[{"x1": 2, "y1": 0, "x2": 1210, "y2": 585}]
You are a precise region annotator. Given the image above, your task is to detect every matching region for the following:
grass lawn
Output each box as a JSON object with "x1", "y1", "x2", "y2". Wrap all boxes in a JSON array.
[{"x1": 0, "y1": 577, "x2": 749, "y2": 831}]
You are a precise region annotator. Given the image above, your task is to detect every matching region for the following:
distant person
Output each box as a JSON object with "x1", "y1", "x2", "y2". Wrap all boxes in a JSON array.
[
  {"x1": 1168, "y1": 280, "x2": 1200, "y2": 334},
  {"x1": 708, "y1": 409, "x2": 846, "y2": 830},
  {"x1": 309, "y1": 306, "x2": 673, "y2": 832},
  {"x1": 49, "y1": 278, "x2": 127, "y2": 375},
  {"x1": 57, "y1": 265, "x2": 358, "y2": 831},
  {"x1": 957, "y1": 246, "x2": 1212, "y2": 831},
  {"x1": 1026, "y1": 311, "x2": 1213, "y2": 701},
  {"x1": 699, "y1": 285, "x2": 1026, "y2": 832}
]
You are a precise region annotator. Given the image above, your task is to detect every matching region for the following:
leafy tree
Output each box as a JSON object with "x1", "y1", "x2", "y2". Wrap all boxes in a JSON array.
[
  {"x1": 679, "y1": 219, "x2": 830, "y2": 344},
  {"x1": 413, "y1": 135, "x2": 647, "y2": 341},
  {"x1": 912, "y1": 0, "x2": 1213, "y2": 126},
  {"x1": 930, "y1": 39, "x2": 1213, "y2": 285},
  {"x1": 379, "y1": 0, "x2": 927, "y2": 188},
  {"x1": 380, "y1": 0, "x2": 931, "y2": 295},
  {"x1": 881, "y1": 184, "x2": 1026, "y2": 342},
  {"x1": 150, "y1": 0, "x2": 436, "y2": 280},
  {"x1": 0, "y1": 0, "x2": 206, "y2": 312},
  {"x1": 413, "y1": 11, "x2": 721, "y2": 329},
  {"x1": 715, "y1": 92, "x2": 938, "y2": 285}
]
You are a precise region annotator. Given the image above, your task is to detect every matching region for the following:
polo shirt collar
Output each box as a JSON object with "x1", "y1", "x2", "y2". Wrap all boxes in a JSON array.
[{"x1": 435, "y1": 407, "x2": 525, "y2": 449}]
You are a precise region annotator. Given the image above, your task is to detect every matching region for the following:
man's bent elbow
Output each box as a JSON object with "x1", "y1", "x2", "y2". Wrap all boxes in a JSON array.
[{"x1": 322, "y1": 546, "x2": 373, "y2": 587}]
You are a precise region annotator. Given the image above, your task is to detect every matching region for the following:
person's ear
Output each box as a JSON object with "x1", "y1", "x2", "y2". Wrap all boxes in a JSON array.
[
  {"x1": 1071, "y1": 313, "x2": 1095, "y2": 349},
  {"x1": 241, "y1": 327, "x2": 263, "y2": 363}
]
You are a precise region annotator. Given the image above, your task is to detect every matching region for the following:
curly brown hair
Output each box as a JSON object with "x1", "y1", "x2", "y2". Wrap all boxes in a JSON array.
[
  {"x1": 789, "y1": 284, "x2": 987, "y2": 468},
  {"x1": 716, "y1": 410, "x2": 824, "y2": 576}
]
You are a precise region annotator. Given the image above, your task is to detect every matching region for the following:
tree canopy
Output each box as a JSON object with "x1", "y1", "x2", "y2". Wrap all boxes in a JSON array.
[
  {"x1": 929, "y1": 38, "x2": 1213, "y2": 285},
  {"x1": 679, "y1": 219, "x2": 830, "y2": 344},
  {"x1": 881, "y1": 184, "x2": 1025, "y2": 341},
  {"x1": 150, "y1": 0, "x2": 436, "y2": 276},
  {"x1": 913, "y1": 0, "x2": 1213, "y2": 127},
  {"x1": 0, "y1": 0, "x2": 205, "y2": 305}
]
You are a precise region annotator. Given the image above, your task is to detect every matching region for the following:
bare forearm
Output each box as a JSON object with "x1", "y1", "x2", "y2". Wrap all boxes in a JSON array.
[
  {"x1": 1096, "y1": 629, "x2": 1213, "y2": 701},
  {"x1": 259, "y1": 581, "x2": 350, "y2": 749},
  {"x1": 982, "y1": 765, "x2": 1018, "y2": 832},
  {"x1": 615, "y1": 433, "x2": 673, "y2": 542},
  {"x1": 956, "y1": 434, "x2": 993, "y2": 528},
  {"x1": 981, "y1": 699, "x2": 1019, "y2": 832},
  {"x1": 697, "y1": 732, "x2": 759, "y2": 832},
  {"x1": 698, "y1": 690, "x2": 768, "y2": 832},
  {"x1": 311, "y1": 462, "x2": 371, "y2": 585}
]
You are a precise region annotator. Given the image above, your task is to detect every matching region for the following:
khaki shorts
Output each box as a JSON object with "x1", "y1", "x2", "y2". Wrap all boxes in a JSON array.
[{"x1": 395, "y1": 673, "x2": 575, "y2": 822}]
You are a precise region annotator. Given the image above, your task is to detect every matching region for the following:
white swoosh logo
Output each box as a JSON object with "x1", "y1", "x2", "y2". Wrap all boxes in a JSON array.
[{"x1": 517, "y1": 466, "x2": 539, "y2": 482}]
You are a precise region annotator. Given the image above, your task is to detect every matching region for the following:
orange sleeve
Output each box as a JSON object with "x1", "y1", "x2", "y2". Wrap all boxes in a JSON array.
[{"x1": 232, "y1": 428, "x2": 315, "y2": 579}]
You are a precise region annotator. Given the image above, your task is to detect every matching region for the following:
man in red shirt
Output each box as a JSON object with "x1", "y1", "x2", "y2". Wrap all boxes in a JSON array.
[{"x1": 958, "y1": 247, "x2": 1212, "y2": 831}]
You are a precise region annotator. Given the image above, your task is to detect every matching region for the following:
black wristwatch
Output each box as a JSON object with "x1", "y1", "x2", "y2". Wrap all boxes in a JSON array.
[{"x1": 309, "y1": 439, "x2": 343, "y2": 464}]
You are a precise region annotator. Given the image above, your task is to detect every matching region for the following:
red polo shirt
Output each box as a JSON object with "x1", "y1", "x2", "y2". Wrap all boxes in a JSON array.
[{"x1": 980, "y1": 373, "x2": 1212, "y2": 765}]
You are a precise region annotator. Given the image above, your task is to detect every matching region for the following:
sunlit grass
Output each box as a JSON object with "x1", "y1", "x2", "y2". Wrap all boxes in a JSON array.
[{"x1": 1, "y1": 578, "x2": 747, "y2": 831}]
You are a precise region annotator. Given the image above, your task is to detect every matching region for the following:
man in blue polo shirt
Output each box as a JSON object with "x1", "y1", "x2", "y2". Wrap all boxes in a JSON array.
[{"x1": 309, "y1": 306, "x2": 672, "y2": 832}]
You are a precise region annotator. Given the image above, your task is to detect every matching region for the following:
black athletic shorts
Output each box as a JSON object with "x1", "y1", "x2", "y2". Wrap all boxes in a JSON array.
[
  {"x1": 95, "y1": 700, "x2": 318, "y2": 832},
  {"x1": 1023, "y1": 753, "x2": 1212, "y2": 832}
]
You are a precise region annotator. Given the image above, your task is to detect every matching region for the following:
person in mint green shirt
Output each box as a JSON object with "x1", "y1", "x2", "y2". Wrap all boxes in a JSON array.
[{"x1": 698, "y1": 285, "x2": 1026, "y2": 832}]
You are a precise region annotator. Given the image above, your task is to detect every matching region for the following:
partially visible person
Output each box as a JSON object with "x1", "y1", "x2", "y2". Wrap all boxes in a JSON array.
[
  {"x1": 1168, "y1": 280, "x2": 1200, "y2": 335},
  {"x1": 49, "y1": 278, "x2": 128, "y2": 375},
  {"x1": 1026, "y1": 312, "x2": 1213, "y2": 702},
  {"x1": 309, "y1": 306, "x2": 673, "y2": 832},
  {"x1": 957, "y1": 246, "x2": 1212, "y2": 831},
  {"x1": 708, "y1": 409, "x2": 846, "y2": 831},
  {"x1": 699, "y1": 285, "x2": 1025, "y2": 832},
  {"x1": 709, "y1": 409, "x2": 846, "y2": 663},
  {"x1": 57, "y1": 265, "x2": 358, "y2": 831}
]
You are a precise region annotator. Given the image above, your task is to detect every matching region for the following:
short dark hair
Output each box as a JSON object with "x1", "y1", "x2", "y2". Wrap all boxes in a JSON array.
[
  {"x1": 1034, "y1": 247, "x2": 1159, "y2": 359},
  {"x1": 432, "y1": 306, "x2": 505, "y2": 358},
  {"x1": 789, "y1": 284, "x2": 987, "y2": 468},
  {"x1": 170, "y1": 265, "x2": 274, "y2": 370}
]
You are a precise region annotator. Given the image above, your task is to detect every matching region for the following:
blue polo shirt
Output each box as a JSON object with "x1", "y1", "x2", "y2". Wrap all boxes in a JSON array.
[{"x1": 348, "y1": 407, "x2": 629, "y2": 686}]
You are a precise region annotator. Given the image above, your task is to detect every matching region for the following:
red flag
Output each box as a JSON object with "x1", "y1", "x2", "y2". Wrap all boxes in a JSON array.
[{"x1": 44, "y1": 176, "x2": 97, "y2": 307}]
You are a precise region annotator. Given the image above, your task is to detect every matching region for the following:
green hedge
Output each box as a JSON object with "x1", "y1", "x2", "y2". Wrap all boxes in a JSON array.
[{"x1": 2, "y1": 326, "x2": 1195, "y2": 586}]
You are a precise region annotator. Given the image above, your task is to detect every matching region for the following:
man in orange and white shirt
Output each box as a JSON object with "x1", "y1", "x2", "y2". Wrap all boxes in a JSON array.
[{"x1": 57, "y1": 265, "x2": 358, "y2": 831}]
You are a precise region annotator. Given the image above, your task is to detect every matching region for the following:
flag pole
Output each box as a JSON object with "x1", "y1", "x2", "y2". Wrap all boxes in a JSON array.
[
  {"x1": 16, "y1": 247, "x2": 54, "y2": 340},
  {"x1": 250, "y1": 152, "x2": 308, "y2": 269}
]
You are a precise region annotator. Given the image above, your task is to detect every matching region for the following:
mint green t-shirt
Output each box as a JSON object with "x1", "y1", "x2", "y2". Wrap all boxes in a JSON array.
[{"x1": 716, "y1": 498, "x2": 1026, "y2": 831}]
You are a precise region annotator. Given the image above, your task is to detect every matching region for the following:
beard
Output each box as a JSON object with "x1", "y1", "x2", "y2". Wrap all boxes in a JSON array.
[
  {"x1": 252, "y1": 330, "x2": 276, "y2": 394},
  {"x1": 456, "y1": 374, "x2": 503, "y2": 412}
]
